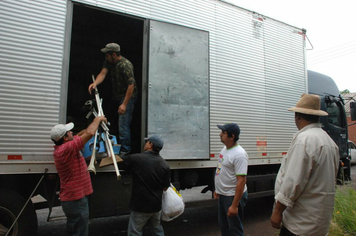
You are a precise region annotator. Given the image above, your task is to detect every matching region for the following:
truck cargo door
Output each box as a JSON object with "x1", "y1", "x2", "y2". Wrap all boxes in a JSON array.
[{"x1": 147, "y1": 20, "x2": 209, "y2": 160}]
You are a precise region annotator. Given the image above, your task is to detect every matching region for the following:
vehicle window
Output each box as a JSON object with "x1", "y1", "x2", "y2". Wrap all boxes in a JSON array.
[
  {"x1": 326, "y1": 102, "x2": 341, "y2": 126},
  {"x1": 349, "y1": 142, "x2": 356, "y2": 149}
]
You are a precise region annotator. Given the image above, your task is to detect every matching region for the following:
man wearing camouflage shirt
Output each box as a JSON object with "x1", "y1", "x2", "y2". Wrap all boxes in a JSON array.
[{"x1": 88, "y1": 43, "x2": 137, "y2": 154}]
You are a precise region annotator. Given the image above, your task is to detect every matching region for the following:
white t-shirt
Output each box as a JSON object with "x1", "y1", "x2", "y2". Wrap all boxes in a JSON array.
[{"x1": 214, "y1": 144, "x2": 248, "y2": 196}]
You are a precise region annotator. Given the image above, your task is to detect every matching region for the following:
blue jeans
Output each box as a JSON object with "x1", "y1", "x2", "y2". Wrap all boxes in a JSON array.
[
  {"x1": 127, "y1": 210, "x2": 165, "y2": 236},
  {"x1": 218, "y1": 191, "x2": 248, "y2": 236},
  {"x1": 118, "y1": 96, "x2": 136, "y2": 153},
  {"x1": 61, "y1": 196, "x2": 89, "y2": 236}
]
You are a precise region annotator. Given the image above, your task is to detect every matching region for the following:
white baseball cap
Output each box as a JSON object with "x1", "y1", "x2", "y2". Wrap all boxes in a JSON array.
[{"x1": 50, "y1": 122, "x2": 74, "y2": 141}]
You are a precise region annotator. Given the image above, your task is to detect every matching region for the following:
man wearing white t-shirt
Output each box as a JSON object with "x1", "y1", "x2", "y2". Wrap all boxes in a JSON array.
[{"x1": 214, "y1": 123, "x2": 248, "y2": 236}]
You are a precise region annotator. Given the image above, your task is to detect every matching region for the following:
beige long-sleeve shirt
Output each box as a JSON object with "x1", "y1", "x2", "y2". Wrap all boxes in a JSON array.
[{"x1": 275, "y1": 123, "x2": 340, "y2": 236}]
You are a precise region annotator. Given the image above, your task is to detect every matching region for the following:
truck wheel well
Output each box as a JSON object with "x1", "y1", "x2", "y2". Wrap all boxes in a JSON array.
[{"x1": 0, "y1": 188, "x2": 38, "y2": 236}]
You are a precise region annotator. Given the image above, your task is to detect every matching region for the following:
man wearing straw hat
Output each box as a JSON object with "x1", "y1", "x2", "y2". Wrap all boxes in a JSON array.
[{"x1": 270, "y1": 94, "x2": 340, "y2": 236}]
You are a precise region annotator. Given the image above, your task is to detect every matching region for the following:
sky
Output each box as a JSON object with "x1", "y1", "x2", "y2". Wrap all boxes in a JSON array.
[{"x1": 225, "y1": 0, "x2": 356, "y2": 93}]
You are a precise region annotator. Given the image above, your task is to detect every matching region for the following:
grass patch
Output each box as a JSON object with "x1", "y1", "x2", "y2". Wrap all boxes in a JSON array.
[{"x1": 329, "y1": 186, "x2": 356, "y2": 236}]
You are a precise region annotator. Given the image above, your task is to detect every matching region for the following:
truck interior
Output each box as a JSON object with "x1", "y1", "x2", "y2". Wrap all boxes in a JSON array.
[{"x1": 67, "y1": 3, "x2": 145, "y2": 153}]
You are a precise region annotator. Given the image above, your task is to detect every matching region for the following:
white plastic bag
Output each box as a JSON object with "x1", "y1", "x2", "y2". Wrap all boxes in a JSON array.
[{"x1": 161, "y1": 184, "x2": 185, "y2": 221}]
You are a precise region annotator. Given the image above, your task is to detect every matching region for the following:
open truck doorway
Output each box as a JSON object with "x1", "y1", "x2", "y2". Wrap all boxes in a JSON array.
[{"x1": 67, "y1": 3, "x2": 144, "y2": 154}]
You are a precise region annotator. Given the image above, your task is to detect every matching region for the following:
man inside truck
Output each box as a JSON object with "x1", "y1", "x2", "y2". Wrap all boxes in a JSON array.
[
  {"x1": 214, "y1": 123, "x2": 248, "y2": 236},
  {"x1": 50, "y1": 116, "x2": 107, "y2": 236},
  {"x1": 88, "y1": 42, "x2": 137, "y2": 155},
  {"x1": 271, "y1": 94, "x2": 340, "y2": 236}
]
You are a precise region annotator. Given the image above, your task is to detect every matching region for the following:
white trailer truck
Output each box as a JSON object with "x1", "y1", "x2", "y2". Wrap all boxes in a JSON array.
[{"x1": 1, "y1": 0, "x2": 349, "y2": 235}]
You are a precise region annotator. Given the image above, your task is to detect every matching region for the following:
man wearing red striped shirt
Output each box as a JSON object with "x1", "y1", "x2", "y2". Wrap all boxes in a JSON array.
[{"x1": 50, "y1": 116, "x2": 106, "y2": 236}]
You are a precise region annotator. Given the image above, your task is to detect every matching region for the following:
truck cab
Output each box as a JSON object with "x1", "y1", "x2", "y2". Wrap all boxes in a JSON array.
[{"x1": 308, "y1": 70, "x2": 353, "y2": 182}]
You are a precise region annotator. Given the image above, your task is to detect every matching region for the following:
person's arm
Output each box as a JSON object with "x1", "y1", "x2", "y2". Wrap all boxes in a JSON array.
[
  {"x1": 88, "y1": 68, "x2": 109, "y2": 94},
  {"x1": 270, "y1": 144, "x2": 311, "y2": 229},
  {"x1": 76, "y1": 129, "x2": 86, "y2": 136},
  {"x1": 118, "y1": 83, "x2": 134, "y2": 114},
  {"x1": 271, "y1": 201, "x2": 287, "y2": 229},
  {"x1": 163, "y1": 167, "x2": 171, "y2": 191},
  {"x1": 227, "y1": 175, "x2": 246, "y2": 217},
  {"x1": 79, "y1": 116, "x2": 107, "y2": 144}
]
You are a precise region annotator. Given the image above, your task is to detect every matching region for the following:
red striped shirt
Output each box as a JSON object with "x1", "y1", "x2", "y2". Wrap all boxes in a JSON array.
[{"x1": 53, "y1": 136, "x2": 93, "y2": 201}]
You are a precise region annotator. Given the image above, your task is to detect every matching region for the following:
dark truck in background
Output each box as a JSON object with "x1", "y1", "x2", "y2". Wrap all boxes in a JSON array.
[{"x1": 308, "y1": 70, "x2": 356, "y2": 183}]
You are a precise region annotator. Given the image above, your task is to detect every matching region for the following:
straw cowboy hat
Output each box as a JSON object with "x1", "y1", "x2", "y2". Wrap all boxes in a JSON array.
[{"x1": 288, "y1": 94, "x2": 328, "y2": 116}]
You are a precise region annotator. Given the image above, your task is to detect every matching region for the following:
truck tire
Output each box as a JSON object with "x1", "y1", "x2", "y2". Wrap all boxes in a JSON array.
[
  {"x1": 0, "y1": 189, "x2": 38, "y2": 236},
  {"x1": 343, "y1": 158, "x2": 352, "y2": 182}
]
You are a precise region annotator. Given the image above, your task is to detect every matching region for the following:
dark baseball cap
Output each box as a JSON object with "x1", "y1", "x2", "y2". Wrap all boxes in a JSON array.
[
  {"x1": 145, "y1": 135, "x2": 164, "y2": 151},
  {"x1": 217, "y1": 123, "x2": 240, "y2": 137}
]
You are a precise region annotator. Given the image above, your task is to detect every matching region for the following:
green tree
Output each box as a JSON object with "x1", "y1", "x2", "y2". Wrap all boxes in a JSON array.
[{"x1": 340, "y1": 89, "x2": 350, "y2": 94}]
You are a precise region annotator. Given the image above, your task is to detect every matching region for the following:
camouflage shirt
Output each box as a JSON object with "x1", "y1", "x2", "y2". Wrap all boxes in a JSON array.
[{"x1": 103, "y1": 56, "x2": 137, "y2": 101}]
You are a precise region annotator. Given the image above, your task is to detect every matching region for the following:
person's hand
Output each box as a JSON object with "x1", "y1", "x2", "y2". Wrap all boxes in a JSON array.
[
  {"x1": 95, "y1": 116, "x2": 107, "y2": 124},
  {"x1": 118, "y1": 104, "x2": 127, "y2": 115},
  {"x1": 270, "y1": 211, "x2": 283, "y2": 229},
  {"x1": 227, "y1": 205, "x2": 238, "y2": 217},
  {"x1": 88, "y1": 82, "x2": 96, "y2": 95}
]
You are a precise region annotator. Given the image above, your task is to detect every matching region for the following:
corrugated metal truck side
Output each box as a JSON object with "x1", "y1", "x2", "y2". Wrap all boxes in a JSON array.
[{"x1": 0, "y1": 0, "x2": 310, "y2": 234}]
